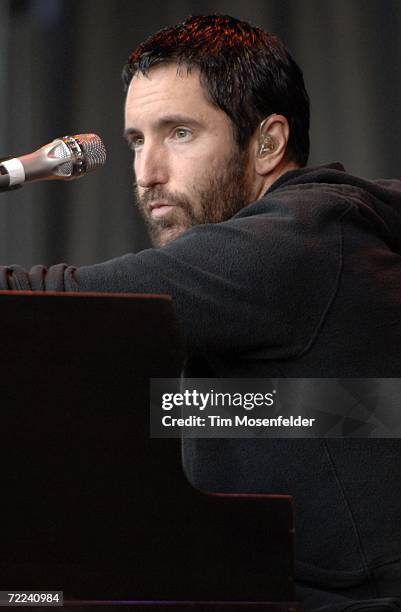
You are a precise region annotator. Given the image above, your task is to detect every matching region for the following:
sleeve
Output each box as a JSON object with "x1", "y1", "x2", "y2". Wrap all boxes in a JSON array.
[{"x1": 0, "y1": 207, "x2": 342, "y2": 357}]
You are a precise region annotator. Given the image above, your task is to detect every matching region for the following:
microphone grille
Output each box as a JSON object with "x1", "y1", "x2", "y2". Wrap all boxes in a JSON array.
[{"x1": 74, "y1": 133, "x2": 107, "y2": 171}]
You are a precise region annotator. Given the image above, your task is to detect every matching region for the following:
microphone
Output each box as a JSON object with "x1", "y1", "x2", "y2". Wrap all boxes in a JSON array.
[{"x1": 0, "y1": 134, "x2": 107, "y2": 190}]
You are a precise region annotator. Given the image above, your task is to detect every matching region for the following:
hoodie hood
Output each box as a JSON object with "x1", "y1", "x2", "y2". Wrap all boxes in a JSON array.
[{"x1": 269, "y1": 163, "x2": 401, "y2": 254}]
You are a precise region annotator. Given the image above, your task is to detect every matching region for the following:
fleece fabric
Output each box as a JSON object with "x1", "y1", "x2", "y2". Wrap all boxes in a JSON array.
[{"x1": 1, "y1": 163, "x2": 400, "y2": 611}]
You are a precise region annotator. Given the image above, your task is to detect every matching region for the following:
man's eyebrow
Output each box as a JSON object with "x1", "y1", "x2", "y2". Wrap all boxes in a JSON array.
[
  {"x1": 123, "y1": 127, "x2": 141, "y2": 140},
  {"x1": 123, "y1": 114, "x2": 204, "y2": 139}
]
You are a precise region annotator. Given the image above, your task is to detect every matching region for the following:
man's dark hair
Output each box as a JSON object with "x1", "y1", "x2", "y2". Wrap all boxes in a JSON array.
[{"x1": 122, "y1": 14, "x2": 310, "y2": 167}]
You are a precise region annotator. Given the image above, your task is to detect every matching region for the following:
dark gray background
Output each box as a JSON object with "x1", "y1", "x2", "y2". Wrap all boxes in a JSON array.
[{"x1": 0, "y1": 0, "x2": 400, "y2": 268}]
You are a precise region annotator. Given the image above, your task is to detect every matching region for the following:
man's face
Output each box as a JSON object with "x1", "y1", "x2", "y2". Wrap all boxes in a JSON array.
[{"x1": 124, "y1": 63, "x2": 253, "y2": 246}]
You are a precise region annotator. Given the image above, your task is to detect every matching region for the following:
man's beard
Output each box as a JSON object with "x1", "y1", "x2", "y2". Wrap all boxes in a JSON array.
[{"x1": 134, "y1": 148, "x2": 252, "y2": 247}]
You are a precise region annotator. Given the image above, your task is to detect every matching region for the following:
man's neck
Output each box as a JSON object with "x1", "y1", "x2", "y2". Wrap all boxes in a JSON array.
[{"x1": 254, "y1": 160, "x2": 300, "y2": 201}]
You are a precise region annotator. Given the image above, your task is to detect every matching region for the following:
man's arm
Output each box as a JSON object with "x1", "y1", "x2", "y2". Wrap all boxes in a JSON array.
[{"x1": 0, "y1": 200, "x2": 341, "y2": 356}]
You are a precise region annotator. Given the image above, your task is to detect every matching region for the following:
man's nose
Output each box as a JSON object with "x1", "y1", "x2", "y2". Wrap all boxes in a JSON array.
[{"x1": 135, "y1": 143, "x2": 168, "y2": 189}]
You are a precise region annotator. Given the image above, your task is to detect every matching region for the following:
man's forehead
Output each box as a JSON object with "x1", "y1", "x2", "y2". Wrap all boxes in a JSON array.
[
  {"x1": 127, "y1": 63, "x2": 203, "y2": 101},
  {"x1": 124, "y1": 63, "x2": 221, "y2": 129}
]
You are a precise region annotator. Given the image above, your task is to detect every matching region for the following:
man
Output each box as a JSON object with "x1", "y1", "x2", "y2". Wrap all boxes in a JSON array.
[{"x1": 1, "y1": 14, "x2": 401, "y2": 612}]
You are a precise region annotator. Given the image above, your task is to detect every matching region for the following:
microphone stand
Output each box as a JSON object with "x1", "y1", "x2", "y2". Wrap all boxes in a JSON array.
[{"x1": 0, "y1": 157, "x2": 21, "y2": 192}]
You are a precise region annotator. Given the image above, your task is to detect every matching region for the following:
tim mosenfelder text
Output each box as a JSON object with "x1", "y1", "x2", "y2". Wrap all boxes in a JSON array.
[{"x1": 161, "y1": 415, "x2": 316, "y2": 428}]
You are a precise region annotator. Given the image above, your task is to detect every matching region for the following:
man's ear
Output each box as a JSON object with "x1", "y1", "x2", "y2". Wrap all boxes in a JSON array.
[{"x1": 253, "y1": 114, "x2": 290, "y2": 176}]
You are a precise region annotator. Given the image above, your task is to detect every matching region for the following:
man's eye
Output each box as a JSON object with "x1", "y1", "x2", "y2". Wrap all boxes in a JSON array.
[
  {"x1": 174, "y1": 128, "x2": 191, "y2": 140},
  {"x1": 130, "y1": 137, "x2": 144, "y2": 150}
]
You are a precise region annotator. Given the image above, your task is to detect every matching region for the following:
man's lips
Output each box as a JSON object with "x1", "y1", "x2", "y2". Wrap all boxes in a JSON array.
[{"x1": 149, "y1": 202, "x2": 176, "y2": 218}]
